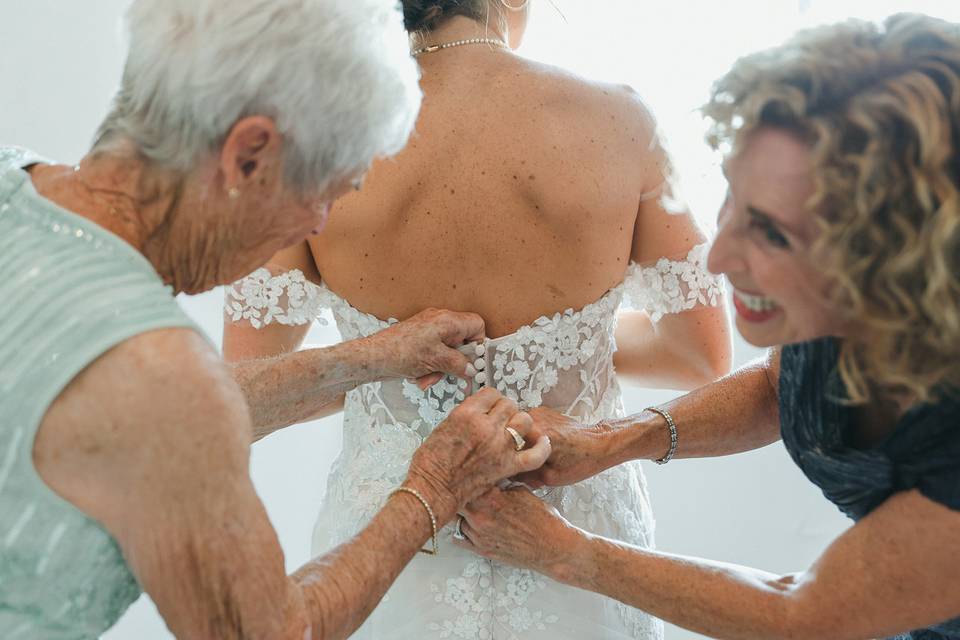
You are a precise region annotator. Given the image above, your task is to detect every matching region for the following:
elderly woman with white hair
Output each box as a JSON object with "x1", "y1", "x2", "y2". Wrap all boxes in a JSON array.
[{"x1": 0, "y1": 1, "x2": 549, "y2": 639}]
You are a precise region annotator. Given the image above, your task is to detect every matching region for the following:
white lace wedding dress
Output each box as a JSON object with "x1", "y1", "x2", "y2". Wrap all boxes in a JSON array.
[{"x1": 226, "y1": 244, "x2": 722, "y2": 640}]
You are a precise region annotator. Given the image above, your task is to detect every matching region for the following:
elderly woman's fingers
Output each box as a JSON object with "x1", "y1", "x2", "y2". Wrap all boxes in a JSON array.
[
  {"x1": 461, "y1": 488, "x2": 500, "y2": 524},
  {"x1": 415, "y1": 372, "x2": 444, "y2": 390},
  {"x1": 450, "y1": 311, "x2": 487, "y2": 345},
  {"x1": 428, "y1": 308, "x2": 485, "y2": 345},
  {"x1": 458, "y1": 387, "x2": 502, "y2": 414},
  {"x1": 505, "y1": 411, "x2": 534, "y2": 435},
  {"x1": 513, "y1": 433, "x2": 552, "y2": 474},
  {"x1": 435, "y1": 347, "x2": 473, "y2": 379},
  {"x1": 502, "y1": 411, "x2": 548, "y2": 456},
  {"x1": 458, "y1": 488, "x2": 573, "y2": 575},
  {"x1": 487, "y1": 395, "x2": 520, "y2": 423}
]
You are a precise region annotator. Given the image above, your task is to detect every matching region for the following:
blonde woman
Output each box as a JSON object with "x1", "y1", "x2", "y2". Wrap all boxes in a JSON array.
[{"x1": 461, "y1": 13, "x2": 960, "y2": 640}]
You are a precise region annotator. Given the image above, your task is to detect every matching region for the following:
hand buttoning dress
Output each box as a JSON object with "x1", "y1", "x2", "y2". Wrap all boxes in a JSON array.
[{"x1": 227, "y1": 246, "x2": 723, "y2": 639}]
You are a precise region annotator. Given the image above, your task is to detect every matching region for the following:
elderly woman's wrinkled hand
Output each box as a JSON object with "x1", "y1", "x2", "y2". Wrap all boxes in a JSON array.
[
  {"x1": 513, "y1": 407, "x2": 617, "y2": 488},
  {"x1": 364, "y1": 308, "x2": 486, "y2": 389},
  {"x1": 406, "y1": 389, "x2": 552, "y2": 522},
  {"x1": 454, "y1": 486, "x2": 579, "y2": 576}
]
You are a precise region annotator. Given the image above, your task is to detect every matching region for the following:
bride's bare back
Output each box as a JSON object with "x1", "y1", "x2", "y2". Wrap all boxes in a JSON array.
[
  {"x1": 310, "y1": 48, "x2": 694, "y2": 338},
  {"x1": 226, "y1": 15, "x2": 730, "y2": 390},
  {"x1": 219, "y1": 14, "x2": 730, "y2": 637}
]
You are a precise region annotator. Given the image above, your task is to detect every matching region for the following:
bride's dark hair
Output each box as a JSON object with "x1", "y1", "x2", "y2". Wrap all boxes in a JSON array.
[{"x1": 401, "y1": 0, "x2": 495, "y2": 33}]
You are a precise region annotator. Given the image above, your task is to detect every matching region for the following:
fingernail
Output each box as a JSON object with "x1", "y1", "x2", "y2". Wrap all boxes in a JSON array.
[{"x1": 465, "y1": 363, "x2": 477, "y2": 377}]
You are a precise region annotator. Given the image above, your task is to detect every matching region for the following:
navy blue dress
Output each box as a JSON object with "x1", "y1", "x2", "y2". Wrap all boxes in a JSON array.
[{"x1": 779, "y1": 338, "x2": 960, "y2": 639}]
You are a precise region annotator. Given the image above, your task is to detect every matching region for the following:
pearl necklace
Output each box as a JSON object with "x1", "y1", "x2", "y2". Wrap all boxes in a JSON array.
[{"x1": 412, "y1": 37, "x2": 508, "y2": 57}]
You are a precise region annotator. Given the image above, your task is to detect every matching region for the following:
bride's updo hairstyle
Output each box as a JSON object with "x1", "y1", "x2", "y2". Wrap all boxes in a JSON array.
[{"x1": 401, "y1": 0, "x2": 501, "y2": 33}]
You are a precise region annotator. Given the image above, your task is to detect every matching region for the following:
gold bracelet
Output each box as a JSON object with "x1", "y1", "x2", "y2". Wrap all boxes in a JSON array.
[{"x1": 389, "y1": 487, "x2": 439, "y2": 556}]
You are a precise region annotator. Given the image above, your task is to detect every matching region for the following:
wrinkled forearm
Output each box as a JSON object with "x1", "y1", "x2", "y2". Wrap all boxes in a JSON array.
[
  {"x1": 606, "y1": 353, "x2": 781, "y2": 465},
  {"x1": 290, "y1": 481, "x2": 445, "y2": 640},
  {"x1": 551, "y1": 529, "x2": 803, "y2": 640},
  {"x1": 229, "y1": 339, "x2": 384, "y2": 441}
]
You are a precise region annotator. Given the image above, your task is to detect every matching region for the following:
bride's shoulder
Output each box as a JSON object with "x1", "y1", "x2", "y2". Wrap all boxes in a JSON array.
[{"x1": 518, "y1": 60, "x2": 658, "y2": 145}]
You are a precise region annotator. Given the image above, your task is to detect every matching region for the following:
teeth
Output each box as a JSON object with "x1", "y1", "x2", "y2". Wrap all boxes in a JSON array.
[{"x1": 735, "y1": 290, "x2": 778, "y2": 313}]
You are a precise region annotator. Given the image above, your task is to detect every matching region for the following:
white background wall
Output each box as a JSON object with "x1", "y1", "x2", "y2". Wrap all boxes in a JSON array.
[{"x1": 3, "y1": 1, "x2": 958, "y2": 638}]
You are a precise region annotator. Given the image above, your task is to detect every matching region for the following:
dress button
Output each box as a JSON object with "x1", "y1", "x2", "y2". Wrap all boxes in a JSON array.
[
  {"x1": 474, "y1": 372, "x2": 486, "y2": 386},
  {"x1": 474, "y1": 343, "x2": 485, "y2": 357},
  {"x1": 474, "y1": 358, "x2": 486, "y2": 371}
]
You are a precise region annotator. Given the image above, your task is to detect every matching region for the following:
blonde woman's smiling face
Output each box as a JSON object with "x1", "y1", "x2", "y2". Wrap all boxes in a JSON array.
[{"x1": 707, "y1": 128, "x2": 847, "y2": 348}]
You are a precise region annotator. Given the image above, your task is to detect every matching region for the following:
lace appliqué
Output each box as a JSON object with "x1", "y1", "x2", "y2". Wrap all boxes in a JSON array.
[
  {"x1": 623, "y1": 243, "x2": 724, "y2": 322},
  {"x1": 428, "y1": 560, "x2": 560, "y2": 640},
  {"x1": 225, "y1": 267, "x2": 329, "y2": 329},
  {"x1": 255, "y1": 248, "x2": 719, "y2": 639},
  {"x1": 402, "y1": 377, "x2": 469, "y2": 429},
  {"x1": 318, "y1": 386, "x2": 425, "y2": 546},
  {"x1": 491, "y1": 293, "x2": 618, "y2": 412}
]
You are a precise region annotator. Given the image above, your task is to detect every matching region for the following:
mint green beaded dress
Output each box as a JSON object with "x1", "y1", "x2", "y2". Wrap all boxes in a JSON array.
[{"x1": 0, "y1": 147, "x2": 197, "y2": 639}]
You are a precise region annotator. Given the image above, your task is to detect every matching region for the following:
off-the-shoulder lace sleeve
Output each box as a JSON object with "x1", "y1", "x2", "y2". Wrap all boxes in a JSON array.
[
  {"x1": 224, "y1": 267, "x2": 330, "y2": 329},
  {"x1": 623, "y1": 242, "x2": 725, "y2": 323}
]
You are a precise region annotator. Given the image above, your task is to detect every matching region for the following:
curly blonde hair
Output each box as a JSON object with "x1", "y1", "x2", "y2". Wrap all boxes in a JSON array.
[{"x1": 704, "y1": 13, "x2": 960, "y2": 404}]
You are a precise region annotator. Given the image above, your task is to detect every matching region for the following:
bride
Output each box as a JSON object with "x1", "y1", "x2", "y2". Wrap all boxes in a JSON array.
[{"x1": 224, "y1": 1, "x2": 731, "y2": 637}]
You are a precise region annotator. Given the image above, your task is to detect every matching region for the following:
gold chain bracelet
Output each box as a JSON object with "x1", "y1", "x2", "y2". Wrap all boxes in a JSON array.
[{"x1": 389, "y1": 487, "x2": 439, "y2": 556}]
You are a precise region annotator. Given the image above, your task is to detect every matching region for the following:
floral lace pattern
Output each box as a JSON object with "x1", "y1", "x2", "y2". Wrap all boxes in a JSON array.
[
  {"x1": 624, "y1": 244, "x2": 724, "y2": 322},
  {"x1": 402, "y1": 376, "x2": 469, "y2": 429},
  {"x1": 224, "y1": 267, "x2": 330, "y2": 329},
  {"x1": 490, "y1": 288, "x2": 619, "y2": 413},
  {"x1": 427, "y1": 561, "x2": 561, "y2": 640},
  {"x1": 228, "y1": 243, "x2": 720, "y2": 639}
]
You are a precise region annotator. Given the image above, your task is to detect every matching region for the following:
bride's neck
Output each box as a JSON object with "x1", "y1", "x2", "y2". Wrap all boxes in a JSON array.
[{"x1": 412, "y1": 15, "x2": 509, "y2": 49}]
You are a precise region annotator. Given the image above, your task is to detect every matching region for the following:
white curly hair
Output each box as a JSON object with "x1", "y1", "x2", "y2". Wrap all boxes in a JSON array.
[{"x1": 95, "y1": 0, "x2": 422, "y2": 193}]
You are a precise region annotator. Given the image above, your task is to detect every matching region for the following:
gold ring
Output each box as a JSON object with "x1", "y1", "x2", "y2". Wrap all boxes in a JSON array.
[{"x1": 505, "y1": 426, "x2": 526, "y2": 452}]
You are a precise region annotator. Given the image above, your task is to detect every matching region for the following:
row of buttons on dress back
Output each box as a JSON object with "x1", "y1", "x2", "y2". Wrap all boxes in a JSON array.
[
  {"x1": 472, "y1": 342, "x2": 487, "y2": 389},
  {"x1": 454, "y1": 341, "x2": 488, "y2": 391}
]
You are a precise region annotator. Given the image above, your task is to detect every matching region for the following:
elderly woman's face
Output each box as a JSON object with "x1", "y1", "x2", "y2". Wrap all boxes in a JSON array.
[
  {"x1": 286, "y1": 173, "x2": 362, "y2": 240},
  {"x1": 170, "y1": 116, "x2": 372, "y2": 291},
  {"x1": 241, "y1": 171, "x2": 361, "y2": 267},
  {"x1": 707, "y1": 128, "x2": 844, "y2": 348}
]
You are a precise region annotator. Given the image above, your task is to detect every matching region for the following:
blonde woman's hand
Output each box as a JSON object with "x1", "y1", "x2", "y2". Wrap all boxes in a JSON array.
[
  {"x1": 513, "y1": 407, "x2": 619, "y2": 488},
  {"x1": 455, "y1": 486, "x2": 583, "y2": 579}
]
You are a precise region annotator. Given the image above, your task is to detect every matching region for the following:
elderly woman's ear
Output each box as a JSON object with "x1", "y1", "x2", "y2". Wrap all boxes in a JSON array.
[{"x1": 220, "y1": 115, "x2": 282, "y2": 190}]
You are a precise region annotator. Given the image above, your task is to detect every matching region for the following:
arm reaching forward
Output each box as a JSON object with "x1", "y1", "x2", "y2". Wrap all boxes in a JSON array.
[{"x1": 34, "y1": 329, "x2": 550, "y2": 639}]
